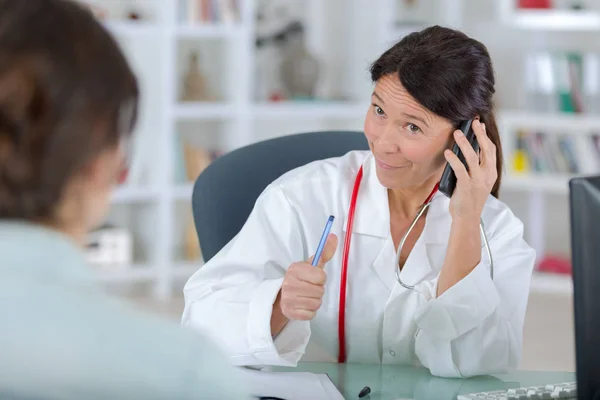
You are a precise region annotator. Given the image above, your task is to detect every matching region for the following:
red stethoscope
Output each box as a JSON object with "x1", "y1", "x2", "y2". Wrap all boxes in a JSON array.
[{"x1": 335, "y1": 166, "x2": 493, "y2": 363}]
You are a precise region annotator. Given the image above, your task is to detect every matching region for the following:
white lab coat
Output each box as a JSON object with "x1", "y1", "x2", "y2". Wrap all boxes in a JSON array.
[{"x1": 181, "y1": 150, "x2": 536, "y2": 378}]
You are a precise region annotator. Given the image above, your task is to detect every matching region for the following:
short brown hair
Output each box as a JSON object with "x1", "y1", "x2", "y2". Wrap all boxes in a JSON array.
[{"x1": 0, "y1": 0, "x2": 139, "y2": 219}]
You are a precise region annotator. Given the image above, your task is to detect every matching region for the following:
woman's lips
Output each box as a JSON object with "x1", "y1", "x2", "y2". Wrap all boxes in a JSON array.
[{"x1": 376, "y1": 159, "x2": 408, "y2": 170}]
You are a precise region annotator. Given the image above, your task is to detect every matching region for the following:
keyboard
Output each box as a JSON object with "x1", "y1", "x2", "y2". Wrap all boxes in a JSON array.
[{"x1": 457, "y1": 382, "x2": 577, "y2": 399}]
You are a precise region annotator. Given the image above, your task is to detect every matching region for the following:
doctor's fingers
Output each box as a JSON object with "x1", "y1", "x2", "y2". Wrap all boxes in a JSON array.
[
  {"x1": 444, "y1": 149, "x2": 469, "y2": 182},
  {"x1": 312, "y1": 234, "x2": 338, "y2": 269},
  {"x1": 286, "y1": 296, "x2": 323, "y2": 312},
  {"x1": 284, "y1": 308, "x2": 317, "y2": 321},
  {"x1": 287, "y1": 263, "x2": 327, "y2": 285},
  {"x1": 282, "y1": 279, "x2": 326, "y2": 299},
  {"x1": 453, "y1": 129, "x2": 480, "y2": 174},
  {"x1": 472, "y1": 120, "x2": 496, "y2": 168}
]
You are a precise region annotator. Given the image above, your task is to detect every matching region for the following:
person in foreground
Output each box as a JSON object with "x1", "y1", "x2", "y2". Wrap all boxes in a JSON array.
[
  {"x1": 182, "y1": 25, "x2": 536, "y2": 378},
  {"x1": 0, "y1": 1, "x2": 247, "y2": 399}
]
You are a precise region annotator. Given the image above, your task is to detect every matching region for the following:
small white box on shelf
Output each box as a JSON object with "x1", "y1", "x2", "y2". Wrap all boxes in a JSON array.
[{"x1": 86, "y1": 225, "x2": 133, "y2": 267}]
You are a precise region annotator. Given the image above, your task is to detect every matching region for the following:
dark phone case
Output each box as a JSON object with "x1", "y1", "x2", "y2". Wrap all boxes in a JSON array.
[{"x1": 438, "y1": 119, "x2": 480, "y2": 198}]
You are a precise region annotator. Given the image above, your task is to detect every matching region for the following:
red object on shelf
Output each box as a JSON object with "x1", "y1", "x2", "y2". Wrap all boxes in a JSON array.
[
  {"x1": 537, "y1": 255, "x2": 572, "y2": 275},
  {"x1": 518, "y1": 0, "x2": 552, "y2": 9},
  {"x1": 268, "y1": 92, "x2": 285, "y2": 102}
]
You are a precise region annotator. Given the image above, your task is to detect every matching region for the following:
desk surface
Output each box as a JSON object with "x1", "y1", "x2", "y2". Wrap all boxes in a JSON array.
[{"x1": 273, "y1": 363, "x2": 575, "y2": 400}]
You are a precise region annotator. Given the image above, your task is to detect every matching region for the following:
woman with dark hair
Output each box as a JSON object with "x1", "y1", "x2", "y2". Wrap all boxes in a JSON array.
[
  {"x1": 0, "y1": 0, "x2": 247, "y2": 398},
  {"x1": 183, "y1": 25, "x2": 535, "y2": 378}
]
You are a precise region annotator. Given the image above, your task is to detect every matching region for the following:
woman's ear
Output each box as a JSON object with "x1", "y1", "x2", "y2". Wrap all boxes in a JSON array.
[{"x1": 82, "y1": 147, "x2": 123, "y2": 189}]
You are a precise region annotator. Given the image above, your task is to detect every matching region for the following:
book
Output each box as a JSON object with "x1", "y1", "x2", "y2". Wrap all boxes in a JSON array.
[
  {"x1": 180, "y1": 0, "x2": 240, "y2": 24},
  {"x1": 509, "y1": 130, "x2": 600, "y2": 176}
]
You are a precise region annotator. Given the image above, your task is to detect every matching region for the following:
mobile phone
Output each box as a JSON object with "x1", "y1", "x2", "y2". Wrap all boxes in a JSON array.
[{"x1": 438, "y1": 119, "x2": 479, "y2": 198}]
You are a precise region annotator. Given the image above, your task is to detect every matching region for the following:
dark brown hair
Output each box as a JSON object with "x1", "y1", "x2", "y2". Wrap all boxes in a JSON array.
[
  {"x1": 0, "y1": 0, "x2": 139, "y2": 220},
  {"x1": 370, "y1": 25, "x2": 502, "y2": 198}
]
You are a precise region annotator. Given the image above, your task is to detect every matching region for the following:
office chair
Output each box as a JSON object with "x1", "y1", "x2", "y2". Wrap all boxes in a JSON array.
[{"x1": 191, "y1": 130, "x2": 369, "y2": 263}]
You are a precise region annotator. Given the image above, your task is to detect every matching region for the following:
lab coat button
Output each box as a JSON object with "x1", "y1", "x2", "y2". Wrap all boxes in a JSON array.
[{"x1": 389, "y1": 350, "x2": 396, "y2": 357}]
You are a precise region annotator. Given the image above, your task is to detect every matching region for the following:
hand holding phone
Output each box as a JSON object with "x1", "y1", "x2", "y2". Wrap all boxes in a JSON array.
[
  {"x1": 439, "y1": 118, "x2": 499, "y2": 223},
  {"x1": 438, "y1": 119, "x2": 479, "y2": 198}
]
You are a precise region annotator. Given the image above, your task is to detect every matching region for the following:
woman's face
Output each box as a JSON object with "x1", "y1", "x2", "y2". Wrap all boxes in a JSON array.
[{"x1": 364, "y1": 74, "x2": 455, "y2": 190}]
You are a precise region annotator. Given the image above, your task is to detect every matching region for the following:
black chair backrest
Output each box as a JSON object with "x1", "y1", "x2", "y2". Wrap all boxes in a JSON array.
[{"x1": 192, "y1": 130, "x2": 369, "y2": 262}]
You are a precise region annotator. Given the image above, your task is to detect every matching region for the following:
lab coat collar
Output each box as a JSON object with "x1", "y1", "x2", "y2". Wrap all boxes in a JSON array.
[
  {"x1": 342, "y1": 153, "x2": 452, "y2": 245},
  {"x1": 341, "y1": 153, "x2": 389, "y2": 238},
  {"x1": 341, "y1": 155, "x2": 453, "y2": 291},
  {"x1": 0, "y1": 220, "x2": 93, "y2": 284}
]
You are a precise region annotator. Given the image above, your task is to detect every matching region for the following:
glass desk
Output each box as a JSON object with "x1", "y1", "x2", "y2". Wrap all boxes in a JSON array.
[{"x1": 272, "y1": 362, "x2": 575, "y2": 400}]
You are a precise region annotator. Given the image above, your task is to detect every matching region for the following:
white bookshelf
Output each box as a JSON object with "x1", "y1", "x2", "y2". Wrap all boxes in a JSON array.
[
  {"x1": 503, "y1": 174, "x2": 576, "y2": 194},
  {"x1": 91, "y1": 0, "x2": 473, "y2": 298},
  {"x1": 502, "y1": 9, "x2": 600, "y2": 31},
  {"x1": 174, "y1": 103, "x2": 232, "y2": 119},
  {"x1": 104, "y1": 21, "x2": 161, "y2": 37},
  {"x1": 530, "y1": 272, "x2": 573, "y2": 296},
  {"x1": 498, "y1": 110, "x2": 600, "y2": 132},
  {"x1": 498, "y1": 110, "x2": 600, "y2": 194},
  {"x1": 175, "y1": 24, "x2": 241, "y2": 39},
  {"x1": 252, "y1": 102, "x2": 367, "y2": 120},
  {"x1": 492, "y1": 0, "x2": 600, "y2": 288},
  {"x1": 95, "y1": 0, "x2": 588, "y2": 298},
  {"x1": 171, "y1": 183, "x2": 195, "y2": 201}
]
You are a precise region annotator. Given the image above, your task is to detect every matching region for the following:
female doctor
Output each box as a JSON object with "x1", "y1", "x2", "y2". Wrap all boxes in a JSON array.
[{"x1": 181, "y1": 25, "x2": 536, "y2": 378}]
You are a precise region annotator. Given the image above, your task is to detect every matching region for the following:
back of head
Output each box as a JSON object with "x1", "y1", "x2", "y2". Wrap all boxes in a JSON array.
[
  {"x1": 370, "y1": 25, "x2": 503, "y2": 197},
  {"x1": 0, "y1": 0, "x2": 139, "y2": 221}
]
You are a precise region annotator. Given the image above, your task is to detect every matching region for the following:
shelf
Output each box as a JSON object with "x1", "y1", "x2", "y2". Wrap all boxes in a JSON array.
[
  {"x1": 93, "y1": 264, "x2": 156, "y2": 283},
  {"x1": 176, "y1": 24, "x2": 240, "y2": 39},
  {"x1": 252, "y1": 102, "x2": 368, "y2": 119},
  {"x1": 506, "y1": 9, "x2": 600, "y2": 31},
  {"x1": 174, "y1": 102, "x2": 232, "y2": 119},
  {"x1": 502, "y1": 173, "x2": 591, "y2": 194},
  {"x1": 530, "y1": 271, "x2": 572, "y2": 295},
  {"x1": 498, "y1": 110, "x2": 600, "y2": 132},
  {"x1": 111, "y1": 186, "x2": 160, "y2": 204},
  {"x1": 104, "y1": 21, "x2": 161, "y2": 37},
  {"x1": 172, "y1": 183, "x2": 195, "y2": 201}
]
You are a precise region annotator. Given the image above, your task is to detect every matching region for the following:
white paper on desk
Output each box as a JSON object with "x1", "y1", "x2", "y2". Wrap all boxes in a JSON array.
[{"x1": 240, "y1": 368, "x2": 344, "y2": 400}]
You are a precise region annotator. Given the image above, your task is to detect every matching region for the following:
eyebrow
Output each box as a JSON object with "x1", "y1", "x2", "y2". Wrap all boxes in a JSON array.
[
  {"x1": 372, "y1": 91, "x2": 385, "y2": 104},
  {"x1": 371, "y1": 91, "x2": 431, "y2": 128},
  {"x1": 402, "y1": 112, "x2": 430, "y2": 128}
]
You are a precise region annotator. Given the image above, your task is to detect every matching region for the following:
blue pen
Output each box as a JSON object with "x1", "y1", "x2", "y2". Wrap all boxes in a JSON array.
[{"x1": 311, "y1": 215, "x2": 335, "y2": 266}]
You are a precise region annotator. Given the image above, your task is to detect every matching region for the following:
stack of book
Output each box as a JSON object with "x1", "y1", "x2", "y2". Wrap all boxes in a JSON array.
[
  {"x1": 510, "y1": 130, "x2": 600, "y2": 175},
  {"x1": 179, "y1": 0, "x2": 240, "y2": 24},
  {"x1": 525, "y1": 51, "x2": 600, "y2": 114}
]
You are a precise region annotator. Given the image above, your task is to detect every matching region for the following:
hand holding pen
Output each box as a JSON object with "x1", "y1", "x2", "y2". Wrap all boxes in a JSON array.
[{"x1": 277, "y1": 216, "x2": 337, "y2": 321}]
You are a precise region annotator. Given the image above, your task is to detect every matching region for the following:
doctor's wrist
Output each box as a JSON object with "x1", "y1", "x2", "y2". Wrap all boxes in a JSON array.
[
  {"x1": 451, "y1": 215, "x2": 481, "y2": 232},
  {"x1": 271, "y1": 291, "x2": 289, "y2": 337}
]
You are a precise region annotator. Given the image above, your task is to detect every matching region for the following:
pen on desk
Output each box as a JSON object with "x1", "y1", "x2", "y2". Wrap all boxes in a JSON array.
[
  {"x1": 311, "y1": 215, "x2": 335, "y2": 266},
  {"x1": 358, "y1": 385, "x2": 371, "y2": 398}
]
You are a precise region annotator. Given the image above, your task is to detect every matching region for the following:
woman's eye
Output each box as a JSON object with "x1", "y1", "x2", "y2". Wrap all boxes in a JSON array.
[
  {"x1": 374, "y1": 106, "x2": 385, "y2": 116},
  {"x1": 408, "y1": 123, "x2": 421, "y2": 133}
]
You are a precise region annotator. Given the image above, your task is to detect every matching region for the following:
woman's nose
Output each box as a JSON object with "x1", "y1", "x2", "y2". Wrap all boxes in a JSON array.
[{"x1": 374, "y1": 126, "x2": 400, "y2": 153}]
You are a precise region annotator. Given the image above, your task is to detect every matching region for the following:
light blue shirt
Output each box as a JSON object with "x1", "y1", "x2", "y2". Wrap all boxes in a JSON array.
[{"x1": 0, "y1": 221, "x2": 249, "y2": 400}]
